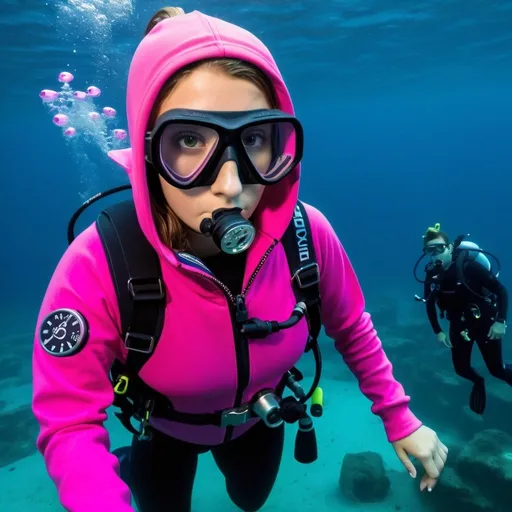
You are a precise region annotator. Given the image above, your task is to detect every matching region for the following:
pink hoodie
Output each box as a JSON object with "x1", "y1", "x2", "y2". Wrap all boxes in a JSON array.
[{"x1": 32, "y1": 10, "x2": 421, "y2": 512}]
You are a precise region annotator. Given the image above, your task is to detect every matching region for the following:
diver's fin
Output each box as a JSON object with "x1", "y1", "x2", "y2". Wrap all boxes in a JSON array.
[{"x1": 469, "y1": 380, "x2": 486, "y2": 415}]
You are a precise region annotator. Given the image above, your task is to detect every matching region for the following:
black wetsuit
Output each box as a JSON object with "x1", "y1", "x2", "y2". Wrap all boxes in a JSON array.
[
  {"x1": 424, "y1": 256, "x2": 511, "y2": 413},
  {"x1": 117, "y1": 250, "x2": 284, "y2": 512}
]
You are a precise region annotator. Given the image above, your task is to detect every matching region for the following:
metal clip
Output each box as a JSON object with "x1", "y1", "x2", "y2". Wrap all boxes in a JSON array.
[{"x1": 220, "y1": 404, "x2": 252, "y2": 427}]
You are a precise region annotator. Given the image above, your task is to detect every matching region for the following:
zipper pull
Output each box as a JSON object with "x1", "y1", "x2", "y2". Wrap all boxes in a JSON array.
[{"x1": 235, "y1": 295, "x2": 248, "y2": 325}]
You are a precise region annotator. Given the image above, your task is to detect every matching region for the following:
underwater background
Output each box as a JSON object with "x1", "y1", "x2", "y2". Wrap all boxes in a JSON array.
[{"x1": 1, "y1": 0, "x2": 512, "y2": 510}]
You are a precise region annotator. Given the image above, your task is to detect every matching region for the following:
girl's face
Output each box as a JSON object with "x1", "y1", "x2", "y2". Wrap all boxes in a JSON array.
[{"x1": 155, "y1": 66, "x2": 269, "y2": 253}]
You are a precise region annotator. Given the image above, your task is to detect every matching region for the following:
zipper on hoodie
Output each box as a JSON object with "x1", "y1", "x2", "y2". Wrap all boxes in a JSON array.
[{"x1": 197, "y1": 242, "x2": 277, "y2": 442}]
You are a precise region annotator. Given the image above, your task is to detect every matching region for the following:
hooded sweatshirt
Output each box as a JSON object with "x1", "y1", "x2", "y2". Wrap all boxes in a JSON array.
[{"x1": 32, "y1": 11, "x2": 421, "y2": 512}]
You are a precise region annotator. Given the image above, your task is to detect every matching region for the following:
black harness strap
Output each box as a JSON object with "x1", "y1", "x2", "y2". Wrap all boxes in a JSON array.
[
  {"x1": 96, "y1": 201, "x2": 167, "y2": 434},
  {"x1": 97, "y1": 200, "x2": 166, "y2": 369},
  {"x1": 280, "y1": 201, "x2": 322, "y2": 346}
]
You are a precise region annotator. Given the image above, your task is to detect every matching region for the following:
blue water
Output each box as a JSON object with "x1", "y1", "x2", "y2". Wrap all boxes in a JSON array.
[{"x1": 1, "y1": 1, "x2": 512, "y2": 511}]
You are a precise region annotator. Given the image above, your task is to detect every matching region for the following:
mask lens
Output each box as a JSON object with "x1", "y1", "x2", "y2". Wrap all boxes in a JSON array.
[
  {"x1": 159, "y1": 123, "x2": 220, "y2": 186},
  {"x1": 241, "y1": 121, "x2": 298, "y2": 182},
  {"x1": 425, "y1": 244, "x2": 446, "y2": 255},
  {"x1": 155, "y1": 117, "x2": 299, "y2": 186}
]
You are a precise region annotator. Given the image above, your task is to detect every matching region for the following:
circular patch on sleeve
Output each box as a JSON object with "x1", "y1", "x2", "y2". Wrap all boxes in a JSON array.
[{"x1": 38, "y1": 308, "x2": 89, "y2": 357}]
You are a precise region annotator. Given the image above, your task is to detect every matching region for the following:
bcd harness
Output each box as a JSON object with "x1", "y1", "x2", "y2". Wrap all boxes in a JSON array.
[
  {"x1": 418, "y1": 255, "x2": 499, "y2": 325},
  {"x1": 94, "y1": 198, "x2": 323, "y2": 440}
]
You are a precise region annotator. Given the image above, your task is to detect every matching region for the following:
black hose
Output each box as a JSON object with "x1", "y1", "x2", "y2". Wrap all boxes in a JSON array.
[
  {"x1": 67, "y1": 184, "x2": 132, "y2": 244},
  {"x1": 300, "y1": 338, "x2": 322, "y2": 404}
]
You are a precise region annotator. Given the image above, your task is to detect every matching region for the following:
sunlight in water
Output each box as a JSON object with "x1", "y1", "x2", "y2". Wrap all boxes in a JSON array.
[{"x1": 56, "y1": 0, "x2": 134, "y2": 43}]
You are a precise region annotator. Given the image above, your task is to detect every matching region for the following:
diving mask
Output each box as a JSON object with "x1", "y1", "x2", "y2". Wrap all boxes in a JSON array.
[
  {"x1": 145, "y1": 108, "x2": 304, "y2": 189},
  {"x1": 424, "y1": 243, "x2": 447, "y2": 256}
]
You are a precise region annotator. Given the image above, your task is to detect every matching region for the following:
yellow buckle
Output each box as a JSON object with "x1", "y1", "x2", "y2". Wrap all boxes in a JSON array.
[
  {"x1": 114, "y1": 375, "x2": 129, "y2": 395},
  {"x1": 139, "y1": 401, "x2": 154, "y2": 439}
]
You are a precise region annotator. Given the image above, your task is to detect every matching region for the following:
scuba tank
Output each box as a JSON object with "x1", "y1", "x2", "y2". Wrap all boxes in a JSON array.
[{"x1": 457, "y1": 240, "x2": 493, "y2": 274}]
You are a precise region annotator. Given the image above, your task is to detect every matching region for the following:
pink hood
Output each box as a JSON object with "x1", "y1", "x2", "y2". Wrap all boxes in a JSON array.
[{"x1": 109, "y1": 10, "x2": 299, "y2": 262}]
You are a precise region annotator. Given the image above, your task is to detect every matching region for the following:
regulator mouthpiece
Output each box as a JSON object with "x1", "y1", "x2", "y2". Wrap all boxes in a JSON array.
[{"x1": 199, "y1": 207, "x2": 256, "y2": 255}]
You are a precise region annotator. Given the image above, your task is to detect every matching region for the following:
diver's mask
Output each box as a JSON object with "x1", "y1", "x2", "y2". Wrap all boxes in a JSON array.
[
  {"x1": 424, "y1": 242, "x2": 452, "y2": 268},
  {"x1": 145, "y1": 108, "x2": 304, "y2": 254}
]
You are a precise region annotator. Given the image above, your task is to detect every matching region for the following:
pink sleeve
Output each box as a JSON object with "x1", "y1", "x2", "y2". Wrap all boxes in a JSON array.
[
  {"x1": 305, "y1": 204, "x2": 422, "y2": 443},
  {"x1": 32, "y1": 225, "x2": 134, "y2": 512}
]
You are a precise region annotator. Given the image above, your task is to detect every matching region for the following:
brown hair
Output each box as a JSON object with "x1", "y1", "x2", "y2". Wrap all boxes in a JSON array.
[
  {"x1": 144, "y1": 7, "x2": 278, "y2": 251},
  {"x1": 423, "y1": 228, "x2": 450, "y2": 246}
]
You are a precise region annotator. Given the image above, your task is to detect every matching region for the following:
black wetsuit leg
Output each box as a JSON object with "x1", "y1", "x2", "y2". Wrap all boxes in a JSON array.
[
  {"x1": 212, "y1": 420, "x2": 285, "y2": 512},
  {"x1": 117, "y1": 421, "x2": 283, "y2": 512},
  {"x1": 449, "y1": 323, "x2": 482, "y2": 382},
  {"x1": 476, "y1": 337, "x2": 512, "y2": 385},
  {"x1": 128, "y1": 429, "x2": 208, "y2": 512},
  {"x1": 449, "y1": 322, "x2": 486, "y2": 414}
]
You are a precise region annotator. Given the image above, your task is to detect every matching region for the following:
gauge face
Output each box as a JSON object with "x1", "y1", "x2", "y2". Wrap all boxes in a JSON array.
[{"x1": 38, "y1": 309, "x2": 88, "y2": 357}]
